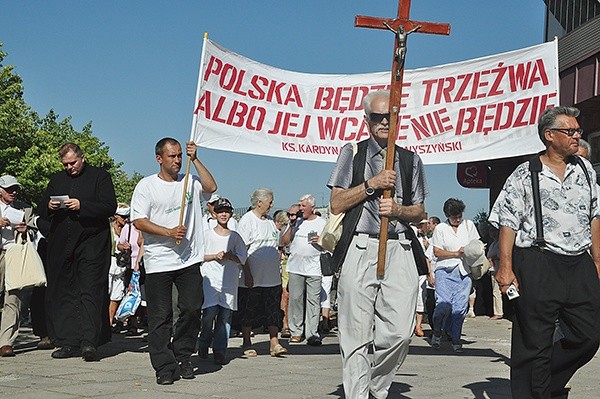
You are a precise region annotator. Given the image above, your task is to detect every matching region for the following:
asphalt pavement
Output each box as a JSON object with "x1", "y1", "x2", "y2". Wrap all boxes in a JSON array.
[{"x1": 0, "y1": 316, "x2": 598, "y2": 398}]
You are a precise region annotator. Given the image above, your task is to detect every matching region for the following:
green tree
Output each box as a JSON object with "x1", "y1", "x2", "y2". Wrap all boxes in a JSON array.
[
  {"x1": 112, "y1": 170, "x2": 144, "y2": 204},
  {"x1": 0, "y1": 42, "x2": 144, "y2": 207},
  {"x1": 473, "y1": 208, "x2": 489, "y2": 226},
  {"x1": 0, "y1": 41, "x2": 35, "y2": 178}
]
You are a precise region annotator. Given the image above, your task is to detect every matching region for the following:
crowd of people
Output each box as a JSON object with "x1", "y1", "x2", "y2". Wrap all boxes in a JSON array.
[{"x1": 1, "y1": 90, "x2": 598, "y2": 398}]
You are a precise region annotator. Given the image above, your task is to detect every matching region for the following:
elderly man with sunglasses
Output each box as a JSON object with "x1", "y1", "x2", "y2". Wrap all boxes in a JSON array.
[
  {"x1": 0, "y1": 175, "x2": 37, "y2": 357},
  {"x1": 490, "y1": 106, "x2": 600, "y2": 399},
  {"x1": 327, "y1": 89, "x2": 428, "y2": 399}
]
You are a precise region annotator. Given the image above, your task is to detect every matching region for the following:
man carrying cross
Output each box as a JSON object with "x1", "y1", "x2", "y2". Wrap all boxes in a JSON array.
[{"x1": 327, "y1": 89, "x2": 428, "y2": 398}]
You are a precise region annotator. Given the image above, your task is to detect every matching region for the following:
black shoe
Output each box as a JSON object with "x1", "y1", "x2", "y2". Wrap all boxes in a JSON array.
[
  {"x1": 319, "y1": 319, "x2": 331, "y2": 334},
  {"x1": 156, "y1": 375, "x2": 174, "y2": 385},
  {"x1": 81, "y1": 344, "x2": 98, "y2": 361},
  {"x1": 111, "y1": 322, "x2": 125, "y2": 334},
  {"x1": 307, "y1": 336, "x2": 322, "y2": 346},
  {"x1": 179, "y1": 360, "x2": 195, "y2": 379},
  {"x1": 51, "y1": 346, "x2": 81, "y2": 359},
  {"x1": 198, "y1": 346, "x2": 209, "y2": 359},
  {"x1": 125, "y1": 327, "x2": 140, "y2": 336},
  {"x1": 213, "y1": 352, "x2": 227, "y2": 365},
  {"x1": 37, "y1": 337, "x2": 55, "y2": 350}
]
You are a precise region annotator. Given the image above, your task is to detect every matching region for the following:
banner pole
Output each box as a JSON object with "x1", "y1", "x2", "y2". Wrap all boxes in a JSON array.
[{"x1": 177, "y1": 32, "x2": 209, "y2": 245}]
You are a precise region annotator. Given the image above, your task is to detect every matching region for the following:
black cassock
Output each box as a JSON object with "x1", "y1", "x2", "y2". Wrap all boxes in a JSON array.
[{"x1": 38, "y1": 163, "x2": 117, "y2": 348}]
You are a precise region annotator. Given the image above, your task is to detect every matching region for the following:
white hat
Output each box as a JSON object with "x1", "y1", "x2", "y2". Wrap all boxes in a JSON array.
[
  {"x1": 463, "y1": 239, "x2": 490, "y2": 280},
  {"x1": 419, "y1": 219, "x2": 428, "y2": 224},
  {"x1": 115, "y1": 207, "x2": 130, "y2": 217},
  {"x1": 207, "y1": 194, "x2": 221, "y2": 204},
  {"x1": 0, "y1": 175, "x2": 20, "y2": 189}
]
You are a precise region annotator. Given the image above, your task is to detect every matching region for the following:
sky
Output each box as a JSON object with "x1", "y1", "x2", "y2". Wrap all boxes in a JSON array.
[{"x1": 0, "y1": 1, "x2": 546, "y2": 219}]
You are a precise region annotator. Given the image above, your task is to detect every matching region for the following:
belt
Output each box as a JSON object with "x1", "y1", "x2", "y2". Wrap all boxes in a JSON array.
[{"x1": 354, "y1": 232, "x2": 401, "y2": 240}]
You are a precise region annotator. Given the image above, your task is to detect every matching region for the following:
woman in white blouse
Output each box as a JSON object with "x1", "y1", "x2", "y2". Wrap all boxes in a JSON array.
[{"x1": 429, "y1": 198, "x2": 480, "y2": 353}]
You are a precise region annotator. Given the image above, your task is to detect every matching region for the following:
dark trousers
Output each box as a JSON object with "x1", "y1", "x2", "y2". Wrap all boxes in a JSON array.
[
  {"x1": 511, "y1": 247, "x2": 600, "y2": 399},
  {"x1": 47, "y1": 233, "x2": 111, "y2": 348},
  {"x1": 31, "y1": 238, "x2": 49, "y2": 339},
  {"x1": 425, "y1": 288, "x2": 436, "y2": 325},
  {"x1": 30, "y1": 286, "x2": 48, "y2": 338},
  {"x1": 145, "y1": 264, "x2": 202, "y2": 378}
]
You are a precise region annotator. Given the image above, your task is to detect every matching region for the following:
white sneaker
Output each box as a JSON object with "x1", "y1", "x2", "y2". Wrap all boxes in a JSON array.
[
  {"x1": 431, "y1": 334, "x2": 441, "y2": 349},
  {"x1": 467, "y1": 308, "x2": 476, "y2": 318}
]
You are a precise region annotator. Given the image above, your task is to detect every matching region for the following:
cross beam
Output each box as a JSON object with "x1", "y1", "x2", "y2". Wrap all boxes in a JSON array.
[
  {"x1": 355, "y1": 15, "x2": 450, "y2": 36},
  {"x1": 355, "y1": 1, "x2": 450, "y2": 278}
]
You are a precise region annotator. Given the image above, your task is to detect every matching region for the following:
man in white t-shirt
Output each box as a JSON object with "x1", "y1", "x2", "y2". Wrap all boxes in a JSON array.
[
  {"x1": 281, "y1": 194, "x2": 326, "y2": 346},
  {"x1": 131, "y1": 138, "x2": 216, "y2": 385}
]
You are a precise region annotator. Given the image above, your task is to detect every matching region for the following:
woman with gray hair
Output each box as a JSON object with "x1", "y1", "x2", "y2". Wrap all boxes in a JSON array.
[{"x1": 236, "y1": 188, "x2": 288, "y2": 357}]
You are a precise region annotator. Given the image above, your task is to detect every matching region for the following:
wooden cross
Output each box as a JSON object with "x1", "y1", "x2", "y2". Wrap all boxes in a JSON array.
[{"x1": 355, "y1": 1, "x2": 450, "y2": 278}]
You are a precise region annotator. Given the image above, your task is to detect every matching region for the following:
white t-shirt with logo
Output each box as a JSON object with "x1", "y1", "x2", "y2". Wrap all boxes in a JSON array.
[
  {"x1": 237, "y1": 211, "x2": 281, "y2": 288},
  {"x1": 286, "y1": 217, "x2": 327, "y2": 276},
  {"x1": 131, "y1": 174, "x2": 206, "y2": 274}
]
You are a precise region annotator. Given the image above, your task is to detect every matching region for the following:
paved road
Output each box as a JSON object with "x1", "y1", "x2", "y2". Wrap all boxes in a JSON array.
[{"x1": 1, "y1": 317, "x2": 598, "y2": 398}]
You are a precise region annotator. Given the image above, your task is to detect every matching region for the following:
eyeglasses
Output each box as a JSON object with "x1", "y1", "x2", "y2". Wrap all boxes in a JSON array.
[
  {"x1": 369, "y1": 113, "x2": 390, "y2": 124},
  {"x1": 548, "y1": 128, "x2": 583, "y2": 137}
]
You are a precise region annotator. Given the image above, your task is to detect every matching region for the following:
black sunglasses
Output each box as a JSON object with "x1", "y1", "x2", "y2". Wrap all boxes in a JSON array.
[
  {"x1": 369, "y1": 113, "x2": 390, "y2": 124},
  {"x1": 2, "y1": 186, "x2": 19, "y2": 193},
  {"x1": 548, "y1": 128, "x2": 583, "y2": 137}
]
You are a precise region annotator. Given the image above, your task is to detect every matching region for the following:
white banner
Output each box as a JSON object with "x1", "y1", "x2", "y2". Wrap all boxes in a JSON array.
[{"x1": 193, "y1": 39, "x2": 557, "y2": 164}]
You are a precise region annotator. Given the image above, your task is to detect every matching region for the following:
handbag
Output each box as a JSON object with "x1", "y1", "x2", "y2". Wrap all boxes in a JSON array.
[
  {"x1": 320, "y1": 252, "x2": 336, "y2": 277},
  {"x1": 115, "y1": 250, "x2": 131, "y2": 269},
  {"x1": 463, "y1": 239, "x2": 490, "y2": 280},
  {"x1": 317, "y1": 143, "x2": 358, "y2": 256},
  {"x1": 317, "y1": 208, "x2": 344, "y2": 253},
  {"x1": 115, "y1": 223, "x2": 132, "y2": 269},
  {"x1": 4, "y1": 233, "x2": 47, "y2": 290},
  {"x1": 115, "y1": 271, "x2": 141, "y2": 321}
]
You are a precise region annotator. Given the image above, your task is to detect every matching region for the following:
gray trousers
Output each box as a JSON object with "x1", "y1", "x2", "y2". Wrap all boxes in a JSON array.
[
  {"x1": 0, "y1": 250, "x2": 22, "y2": 347},
  {"x1": 288, "y1": 271, "x2": 322, "y2": 339},
  {"x1": 338, "y1": 234, "x2": 418, "y2": 399}
]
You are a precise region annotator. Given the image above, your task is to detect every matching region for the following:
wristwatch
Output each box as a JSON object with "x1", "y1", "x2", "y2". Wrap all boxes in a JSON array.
[{"x1": 364, "y1": 180, "x2": 375, "y2": 196}]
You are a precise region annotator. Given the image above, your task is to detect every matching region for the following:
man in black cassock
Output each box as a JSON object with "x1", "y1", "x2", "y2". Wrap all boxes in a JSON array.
[{"x1": 38, "y1": 142, "x2": 117, "y2": 361}]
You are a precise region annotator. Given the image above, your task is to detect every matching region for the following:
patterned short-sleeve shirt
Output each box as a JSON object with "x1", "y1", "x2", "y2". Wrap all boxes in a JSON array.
[{"x1": 488, "y1": 156, "x2": 599, "y2": 256}]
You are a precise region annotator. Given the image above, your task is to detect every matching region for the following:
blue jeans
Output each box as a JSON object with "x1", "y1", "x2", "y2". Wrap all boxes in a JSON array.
[
  {"x1": 198, "y1": 305, "x2": 232, "y2": 355},
  {"x1": 432, "y1": 266, "x2": 472, "y2": 342}
]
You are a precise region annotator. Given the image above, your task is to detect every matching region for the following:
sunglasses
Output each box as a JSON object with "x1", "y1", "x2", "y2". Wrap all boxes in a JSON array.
[
  {"x1": 548, "y1": 128, "x2": 583, "y2": 137},
  {"x1": 2, "y1": 186, "x2": 19, "y2": 193},
  {"x1": 369, "y1": 113, "x2": 390, "y2": 124}
]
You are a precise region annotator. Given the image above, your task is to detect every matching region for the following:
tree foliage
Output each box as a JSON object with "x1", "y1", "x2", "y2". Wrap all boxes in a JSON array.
[
  {"x1": 0, "y1": 42, "x2": 142, "y2": 207},
  {"x1": 473, "y1": 208, "x2": 489, "y2": 226}
]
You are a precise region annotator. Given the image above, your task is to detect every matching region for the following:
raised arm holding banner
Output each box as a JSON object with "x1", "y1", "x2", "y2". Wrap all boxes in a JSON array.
[{"x1": 177, "y1": 32, "x2": 210, "y2": 244}]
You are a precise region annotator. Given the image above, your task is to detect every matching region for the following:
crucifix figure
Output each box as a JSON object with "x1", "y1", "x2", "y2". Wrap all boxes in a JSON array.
[{"x1": 356, "y1": 1, "x2": 450, "y2": 278}]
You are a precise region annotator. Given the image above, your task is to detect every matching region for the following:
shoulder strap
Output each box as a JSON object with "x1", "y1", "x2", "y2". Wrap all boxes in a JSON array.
[
  {"x1": 529, "y1": 154, "x2": 593, "y2": 248},
  {"x1": 332, "y1": 141, "x2": 368, "y2": 268},
  {"x1": 528, "y1": 154, "x2": 545, "y2": 247},
  {"x1": 573, "y1": 155, "x2": 592, "y2": 188},
  {"x1": 396, "y1": 145, "x2": 414, "y2": 206},
  {"x1": 126, "y1": 222, "x2": 132, "y2": 243}
]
